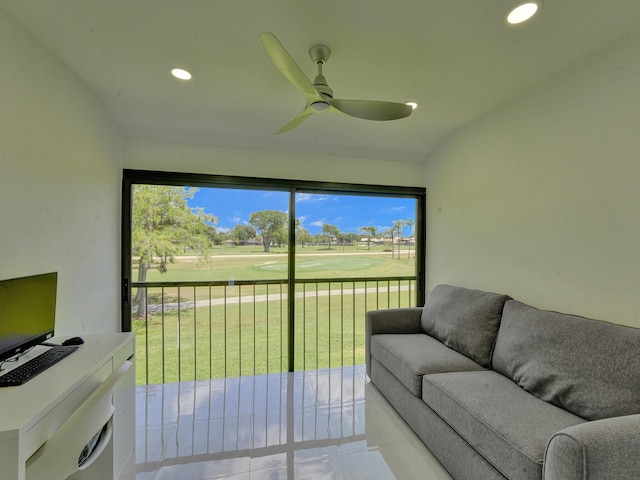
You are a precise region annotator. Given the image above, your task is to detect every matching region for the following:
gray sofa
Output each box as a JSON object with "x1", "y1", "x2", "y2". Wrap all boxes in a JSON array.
[{"x1": 365, "y1": 284, "x2": 640, "y2": 480}]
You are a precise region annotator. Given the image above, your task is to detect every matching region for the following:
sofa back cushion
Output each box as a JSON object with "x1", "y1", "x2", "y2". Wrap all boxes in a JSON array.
[
  {"x1": 493, "y1": 300, "x2": 640, "y2": 420},
  {"x1": 421, "y1": 285, "x2": 510, "y2": 367}
]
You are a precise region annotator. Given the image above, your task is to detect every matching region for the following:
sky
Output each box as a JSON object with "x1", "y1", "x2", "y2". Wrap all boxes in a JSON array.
[{"x1": 188, "y1": 187, "x2": 416, "y2": 236}]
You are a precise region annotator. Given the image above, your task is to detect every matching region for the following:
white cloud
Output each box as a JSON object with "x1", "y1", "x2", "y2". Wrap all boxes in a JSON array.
[{"x1": 297, "y1": 193, "x2": 328, "y2": 203}]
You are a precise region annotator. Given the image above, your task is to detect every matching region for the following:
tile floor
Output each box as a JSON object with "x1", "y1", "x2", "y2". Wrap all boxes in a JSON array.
[{"x1": 135, "y1": 365, "x2": 453, "y2": 479}]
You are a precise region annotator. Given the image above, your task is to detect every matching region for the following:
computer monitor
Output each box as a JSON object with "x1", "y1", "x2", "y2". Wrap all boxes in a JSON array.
[{"x1": 0, "y1": 272, "x2": 57, "y2": 363}]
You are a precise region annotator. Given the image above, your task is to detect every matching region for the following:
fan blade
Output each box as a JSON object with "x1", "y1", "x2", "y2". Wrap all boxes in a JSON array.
[
  {"x1": 273, "y1": 106, "x2": 314, "y2": 135},
  {"x1": 260, "y1": 33, "x2": 320, "y2": 101},
  {"x1": 329, "y1": 99, "x2": 412, "y2": 121}
]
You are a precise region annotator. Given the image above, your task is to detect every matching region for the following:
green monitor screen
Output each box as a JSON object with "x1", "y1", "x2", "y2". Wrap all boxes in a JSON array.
[{"x1": 0, "y1": 272, "x2": 57, "y2": 362}]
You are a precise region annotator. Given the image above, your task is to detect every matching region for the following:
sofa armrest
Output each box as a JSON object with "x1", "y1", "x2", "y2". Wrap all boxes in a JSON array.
[
  {"x1": 544, "y1": 414, "x2": 640, "y2": 480},
  {"x1": 365, "y1": 307, "x2": 423, "y2": 377}
]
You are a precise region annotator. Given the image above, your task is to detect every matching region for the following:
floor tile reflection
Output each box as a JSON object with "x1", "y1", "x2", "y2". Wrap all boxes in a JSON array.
[{"x1": 136, "y1": 365, "x2": 453, "y2": 479}]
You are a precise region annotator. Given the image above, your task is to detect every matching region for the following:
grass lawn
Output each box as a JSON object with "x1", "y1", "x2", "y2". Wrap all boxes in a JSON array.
[
  {"x1": 132, "y1": 245, "x2": 416, "y2": 385},
  {"x1": 137, "y1": 244, "x2": 415, "y2": 281}
]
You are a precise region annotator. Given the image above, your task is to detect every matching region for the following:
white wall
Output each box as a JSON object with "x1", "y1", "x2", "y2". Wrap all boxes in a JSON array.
[
  {"x1": 0, "y1": 11, "x2": 124, "y2": 335},
  {"x1": 425, "y1": 32, "x2": 640, "y2": 327},
  {"x1": 125, "y1": 138, "x2": 426, "y2": 188}
]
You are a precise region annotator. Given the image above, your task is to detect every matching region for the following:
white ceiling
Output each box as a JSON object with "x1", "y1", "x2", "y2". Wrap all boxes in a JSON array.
[{"x1": 2, "y1": 0, "x2": 640, "y2": 163}]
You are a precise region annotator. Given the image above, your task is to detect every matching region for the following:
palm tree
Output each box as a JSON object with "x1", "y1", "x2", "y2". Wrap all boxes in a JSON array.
[
  {"x1": 383, "y1": 227, "x2": 394, "y2": 258},
  {"x1": 393, "y1": 220, "x2": 405, "y2": 260},
  {"x1": 405, "y1": 217, "x2": 414, "y2": 259}
]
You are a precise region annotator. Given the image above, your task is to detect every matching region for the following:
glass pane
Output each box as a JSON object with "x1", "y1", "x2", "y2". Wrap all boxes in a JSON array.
[
  {"x1": 130, "y1": 184, "x2": 290, "y2": 383},
  {"x1": 293, "y1": 192, "x2": 417, "y2": 370},
  {"x1": 294, "y1": 193, "x2": 416, "y2": 278},
  {"x1": 131, "y1": 185, "x2": 289, "y2": 284}
]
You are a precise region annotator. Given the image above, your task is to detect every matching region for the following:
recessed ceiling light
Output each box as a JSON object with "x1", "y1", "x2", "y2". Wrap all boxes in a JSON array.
[
  {"x1": 171, "y1": 68, "x2": 192, "y2": 80},
  {"x1": 406, "y1": 102, "x2": 418, "y2": 110},
  {"x1": 507, "y1": 1, "x2": 541, "y2": 24}
]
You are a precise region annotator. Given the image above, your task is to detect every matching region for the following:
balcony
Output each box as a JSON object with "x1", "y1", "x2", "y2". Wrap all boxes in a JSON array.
[
  {"x1": 131, "y1": 270, "x2": 440, "y2": 478},
  {"x1": 133, "y1": 276, "x2": 416, "y2": 385}
]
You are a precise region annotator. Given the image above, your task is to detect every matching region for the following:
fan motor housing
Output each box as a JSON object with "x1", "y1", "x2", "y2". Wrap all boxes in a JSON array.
[
  {"x1": 311, "y1": 101, "x2": 330, "y2": 112},
  {"x1": 309, "y1": 44, "x2": 331, "y2": 64}
]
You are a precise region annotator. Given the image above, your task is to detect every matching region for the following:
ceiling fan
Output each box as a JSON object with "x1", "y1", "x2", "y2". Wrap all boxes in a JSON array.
[{"x1": 259, "y1": 32, "x2": 413, "y2": 134}]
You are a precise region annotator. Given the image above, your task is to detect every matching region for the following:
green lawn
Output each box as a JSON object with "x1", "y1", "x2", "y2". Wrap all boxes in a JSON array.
[
  {"x1": 137, "y1": 244, "x2": 415, "y2": 282},
  {"x1": 132, "y1": 246, "x2": 416, "y2": 385}
]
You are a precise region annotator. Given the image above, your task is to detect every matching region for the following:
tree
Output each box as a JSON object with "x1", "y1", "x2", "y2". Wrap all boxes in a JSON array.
[
  {"x1": 230, "y1": 224, "x2": 256, "y2": 245},
  {"x1": 248, "y1": 210, "x2": 287, "y2": 252},
  {"x1": 322, "y1": 224, "x2": 340, "y2": 250},
  {"x1": 273, "y1": 227, "x2": 288, "y2": 248},
  {"x1": 295, "y1": 218, "x2": 312, "y2": 247},
  {"x1": 359, "y1": 226, "x2": 377, "y2": 250},
  {"x1": 344, "y1": 232, "x2": 359, "y2": 246},
  {"x1": 204, "y1": 223, "x2": 221, "y2": 245},
  {"x1": 383, "y1": 227, "x2": 395, "y2": 258},
  {"x1": 312, "y1": 233, "x2": 328, "y2": 245},
  {"x1": 132, "y1": 185, "x2": 217, "y2": 316},
  {"x1": 215, "y1": 229, "x2": 230, "y2": 246},
  {"x1": 393, "y1": 220, "x2": 405, "y2": 260},
  {"x1": 405, "y1": 217, "x2": 414, "y2": 259}
]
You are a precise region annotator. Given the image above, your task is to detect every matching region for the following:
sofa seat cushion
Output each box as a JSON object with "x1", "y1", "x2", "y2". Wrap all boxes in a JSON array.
[
  {"x1": 422, "y1": 371, "x2": 585, "y2": 480},
  {"x1": 421, "y1": 285, "x2": 510, "y2": 367},
  {"x1": 370, "y1": 333, "x2": 485, "y2": 396},
  {"x1": 493, "y1": 300, "x2": 640, "y2": 420}
]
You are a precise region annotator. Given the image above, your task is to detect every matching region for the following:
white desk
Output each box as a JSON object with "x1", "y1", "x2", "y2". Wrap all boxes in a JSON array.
[{"x1": 0, "y1": 333, "x2": 135, "y2": 480}]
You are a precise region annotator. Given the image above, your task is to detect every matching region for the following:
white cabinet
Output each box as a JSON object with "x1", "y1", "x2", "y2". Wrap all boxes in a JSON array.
[{"x1": 0, "y1": 333, "x2": 135, "y2": 480}]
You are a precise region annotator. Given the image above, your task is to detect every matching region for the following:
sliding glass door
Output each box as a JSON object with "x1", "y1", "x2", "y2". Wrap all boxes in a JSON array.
[{"x1": 122, "y1": 170, "x2": 425, "y2": 384}]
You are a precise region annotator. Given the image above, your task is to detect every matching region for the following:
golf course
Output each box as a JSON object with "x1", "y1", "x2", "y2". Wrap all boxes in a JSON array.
[{"x1": 132, "y1": 245, "x2": 416, "y2": 385}]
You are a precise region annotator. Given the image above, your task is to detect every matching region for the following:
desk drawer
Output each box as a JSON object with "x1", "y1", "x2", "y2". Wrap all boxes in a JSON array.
[
  {"x1": 23, "y1": 359, "x2": 112, "y2": 460},
  {"x1": 113, "y1": 337, "x2": 134, "y2": 368},
  {"x1": 26, "y1": 361, "x2": 133, "y2": 480}
]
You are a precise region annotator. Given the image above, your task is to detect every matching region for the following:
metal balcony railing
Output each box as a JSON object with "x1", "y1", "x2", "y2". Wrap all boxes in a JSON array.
[{"x1": 132, "y1": 276, "x2": 416, "y2": 385}]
